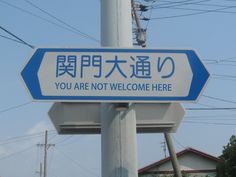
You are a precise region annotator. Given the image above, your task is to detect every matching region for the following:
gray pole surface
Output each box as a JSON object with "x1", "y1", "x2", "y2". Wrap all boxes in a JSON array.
[
  {"x1": 101, "y1": 0, "x2": 138, "y2": 177},
  {"x1": 164, "y1": 133, "x2": 182, "y2": 177}
]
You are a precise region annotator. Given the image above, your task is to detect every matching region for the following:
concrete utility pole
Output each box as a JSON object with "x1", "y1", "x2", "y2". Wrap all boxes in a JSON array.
[
  {"x1": 161, "y1": 140, "x2": 167, "y2": 158},
  {"x1": 131, "y1": 0, "x2": 146, "y2": 47},
  {"x1": 43, "y1": 130, "x2": 48, "y2": 177},
  {"x1": 101, "y1": 0, "x2": 138, "y2": 177},
  {"x1": 37, "y1": 130, "x2": 55, "y2": 177},
  {"x1": 164, "y1": 133, "x2": 182, "y2": 177}
]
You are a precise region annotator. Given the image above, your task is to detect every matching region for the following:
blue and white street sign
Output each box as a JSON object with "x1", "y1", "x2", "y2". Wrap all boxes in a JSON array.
[{"x1": 21, "y1": 48, "x2": 210, "y2": 102}]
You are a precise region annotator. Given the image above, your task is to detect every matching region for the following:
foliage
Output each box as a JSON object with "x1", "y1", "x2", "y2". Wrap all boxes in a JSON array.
[{"x1": 216, "y1": 135, "x2": 236, "y2": 177}]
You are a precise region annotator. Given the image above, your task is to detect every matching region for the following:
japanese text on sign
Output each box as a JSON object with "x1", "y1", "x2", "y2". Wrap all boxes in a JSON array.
[{"x1": 56, "y1": 54, "x2": 175, "y2": 79}]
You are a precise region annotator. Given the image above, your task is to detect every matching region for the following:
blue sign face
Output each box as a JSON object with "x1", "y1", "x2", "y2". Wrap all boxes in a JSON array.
[{"x1": 21, "y1": 48, "x2": 210, "y2": 102}]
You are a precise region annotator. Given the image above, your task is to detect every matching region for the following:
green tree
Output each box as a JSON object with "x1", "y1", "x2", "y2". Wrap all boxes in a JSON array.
[{"x1": 216, "y1": 135, "x2": 236, "y2": 177}]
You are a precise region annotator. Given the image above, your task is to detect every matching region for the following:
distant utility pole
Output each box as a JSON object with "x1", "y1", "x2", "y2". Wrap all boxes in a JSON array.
[
  {"x1": 37, "y1": 130, "x2": 55, "y2": 177},
  {"x1": 131, "y1": 0, "x2": 146, "y2": 47},
  {"x1": 161, "y1": 140, "x2": 167, "y2": 158},
  {"x1": 36, "y1": 162, "x2": 43, "y2": 177}
]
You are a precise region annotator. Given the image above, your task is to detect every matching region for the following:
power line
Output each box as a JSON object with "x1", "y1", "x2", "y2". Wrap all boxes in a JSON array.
[
  {"x1": 204, "y1": 56, "x2": 236, "y2": 65},
  {"x1": 24, "y1": 0, "x2": 99, "y2": 43},
  {"x1": 183, "y1": 120, "x2": 236, "y2": 126},
  {"x1": 0, "y1": 0, "x2": 98, "y2": 43},
  {"x1": 186, "y1": 107, "x2": 236, "y2": 110},
  {"x1": 210, "y1": 64, "x2": 236, "y2": 67},
  {"x1": 54, "y1": 147, "x2": 99, "y2": 177},
  {"x1": 150, "y1": 0, "x2": 212, "y2": 9},
  {"x1": 196, "y1": 102, "x2": 216, "y2": 108},
  {"x1": 186, "y1": 114, "x2": 236, "y2": 118},
  {"x1": 172, "y1": 136, "x2": 186, "y2": 149},
  {"x1": 0, "y1": 25, "x2": 35, "y2": 49},
  {"x1": 203, "y1": 95, "x2": 236, "y2": 105},
  {"x1": 0, "y1": 131, "x2": 56, "y2": 145},
  {"x1": 0, "y1": 145, "x2": 35, "y2": 161},
  {"x1": 0, "y1": 34, "x2": 26, "y2": 45},
  {"x1": 53, "y1": 135, "x2": 74, "y2": 145},
  {"x1": 149, "y1": 0, "x2": 236, "y2": 11},
  {"x1": 0, "y1": 132, "x2": 43, "y2": 143},
  {"x1": 187, "y1": 118, "x2": 236, "y2": 121},
  {"x1": 188, "y1": 99, "x2": 236, "y2": 110},
  {"x1": 0, "y1": 134, "x2": 43, "y2": 146},
  {"x1": 150, "y1": 5, "x2": 236, "y2": 20},
  {"x1": 159, "y1": 6, "x2": 236, "y2": 14},
  {"x1": 149, "y1": 0, "x2": 201, "y2": 8},
  {"x1": 212, "y1": 74, "x2": 236, "y2": 79},
  {"x1": 212, "y1": 77, "x2": 236, "y2": 82},
  {"x1": 0, "y1": 101, "x2": 32, "y2": 115}
]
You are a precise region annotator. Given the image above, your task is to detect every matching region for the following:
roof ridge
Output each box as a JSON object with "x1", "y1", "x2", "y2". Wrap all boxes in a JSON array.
[{"x1": 139, "y1": 147, "x2": 220, "y2": 174}]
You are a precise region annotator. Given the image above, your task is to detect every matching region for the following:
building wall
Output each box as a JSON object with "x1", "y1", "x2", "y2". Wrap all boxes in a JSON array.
[
  {"x1": 139, "y1": 172, "x2": 216, "y2": 177},
  {"x1": 139, "y1": 152, "x2": 217, "y2": 177},
  {"x1": 148, "y1": 153, "x2": 217, "y2": 172}
]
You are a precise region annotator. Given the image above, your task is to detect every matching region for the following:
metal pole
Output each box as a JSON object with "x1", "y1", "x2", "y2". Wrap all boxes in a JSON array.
[
  {"x1": 164, "y1": 133, "x2": 182, "y2": 177},
  {"x1": 43, "y1": 130, "x2": 48, "y2": 177},
  {"x1": 101, "y1": 0, "x2": 138, "y2": 177}
]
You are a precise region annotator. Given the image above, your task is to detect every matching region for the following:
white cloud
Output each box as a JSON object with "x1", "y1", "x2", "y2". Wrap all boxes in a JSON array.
[
  {"x1": 0, "y1": 146, "x2": 8, "y2": 156},
  {"x1": 27, "y1": 120, "x2": 53, "y2": 135}
]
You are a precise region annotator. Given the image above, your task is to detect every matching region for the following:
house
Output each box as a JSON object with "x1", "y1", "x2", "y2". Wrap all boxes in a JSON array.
[{"x1": 139, "y1": 148, "x2": 220, "y2": 177}]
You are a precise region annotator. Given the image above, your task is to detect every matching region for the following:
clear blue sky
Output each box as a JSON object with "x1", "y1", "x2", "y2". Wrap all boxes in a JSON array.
[{"x1": 0, "y1": 0, "x2": 236, "y2": 177}]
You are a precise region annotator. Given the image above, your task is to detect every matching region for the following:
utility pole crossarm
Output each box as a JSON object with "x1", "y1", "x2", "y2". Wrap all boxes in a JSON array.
[{"x1": 37, "y1": 130, "x2": 55, "y2": 177}]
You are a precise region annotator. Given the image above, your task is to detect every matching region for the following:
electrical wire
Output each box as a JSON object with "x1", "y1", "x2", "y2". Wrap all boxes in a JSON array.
[
  {"x1": 204, "y1": 56, "x2": 236, "y2": 65},
  {"x1": 148, "y1": 0, "x2": 236, "y2": 19},
  {"x1": 144, "y1": 0, "x2": 155, "y2": 29},
  {"x1": 212, "y1": 77, "x2": 236, "y2": 82},
  {"x1": 212, "y1": 74, "x2": 236, "y2": 79},
  {"x1": 0, "y1": 101, "x2": 32, "y2": 115},
  {"x1": 0, "y1": 26, "x2": 35, "y2": 49},
  {"x1": 172, "y1": 136, "x2": 187, "y2": 149},
  {"x1": 159, "y1": 6, "x2": 236, "y2": 14},
  {"x1": 185, "y1": 114, "x2": 236, "y2": 118},
  {"x1": 187, "y1": 118, "x2": 236, "y2": 121},
  {"x1": 24, "y1": 0, "x2": 99, "y2": 43},
  {"x1": 0, "y1": 131, "x2": 56, "y2": 144},
  {"x1": 151, "y1": 5, "x2": 236, "y2": 20},
  {"x1": 53, "y1": 135, "x2": 74, "y2": 145},
  {"x1": 54, "y1": 147, "x2": 100, "y2": 177},
  {"x1": 151, "y1": 0, "x2": 236, "y2": 8},
  {"x1": 0, "y1": 135, "x2": 43, "y2": 146},
  {"x1": 150, "y1": 0, "x2": 197, "y2": 8},
  {"x1": 186, "y1": 107, "x2": 236, "y2": 110},
  {"x1": 196, "y1": 102, "x2": 216, "y2": 108},
  {"x1": 0, "y1": 34, "x2": 26, "y2": 45},
  {"x1": 150, "y1": 0, "x2": 212, "y2": 9},
  {"x1": 0, "y1": 144, "x2": 35, "y2": 161},
  {"x1": 183, "y1": 120, "x2": 236, "y2": 125},
  {"x1": 203, "y1": 95, "x2": 236, "y2": 105},
  {"x1": 0, "y1": 0, "x2": 98, "y2": 43}
]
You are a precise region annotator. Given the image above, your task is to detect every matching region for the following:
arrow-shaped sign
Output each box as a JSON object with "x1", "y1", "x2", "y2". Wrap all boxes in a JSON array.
[
  {"x1": 21, "y1": 48, "x2": 210, "y2": 102},
  {"x1": 48, "y1": 102, "x2": 185, "y2": 134}
]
